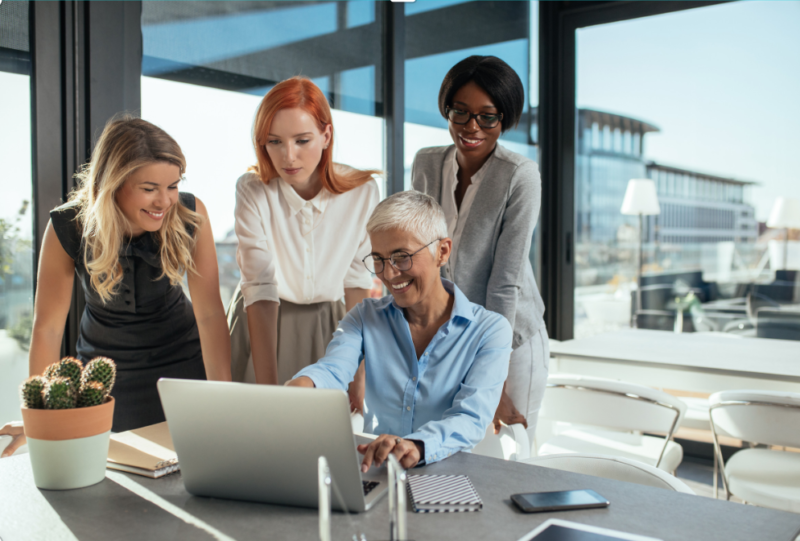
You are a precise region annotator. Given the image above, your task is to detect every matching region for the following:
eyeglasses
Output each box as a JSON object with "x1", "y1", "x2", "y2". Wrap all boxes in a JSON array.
[
  {"x1": 362, "y1": 239, "x2": 441, "y2": 275},
  {"x1": 445, "y1": 107, "x2": 503, "y2": 129}
]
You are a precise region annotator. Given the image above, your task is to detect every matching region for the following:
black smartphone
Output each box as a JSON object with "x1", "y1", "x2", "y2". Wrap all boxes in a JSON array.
[{"x1": 511, "y1": 489, "x2": 610, "y2": 513}]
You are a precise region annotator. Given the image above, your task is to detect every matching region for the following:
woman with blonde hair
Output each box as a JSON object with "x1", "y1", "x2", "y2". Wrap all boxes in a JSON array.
[
  {"x1": 227, "y1": 76, "x2": 380, "y2": 395},
  {"x1": 1, "y1": 116, "x2": 231, "y2": 453}
]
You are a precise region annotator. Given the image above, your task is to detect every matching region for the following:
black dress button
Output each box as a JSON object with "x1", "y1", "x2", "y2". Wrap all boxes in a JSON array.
[{"x1": 125, "y1": 300, "x2": 131, "y2": 305}]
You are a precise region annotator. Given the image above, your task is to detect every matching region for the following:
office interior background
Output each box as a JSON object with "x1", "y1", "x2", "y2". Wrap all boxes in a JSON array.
[{"x1": 1, "y1": 0, "x2": 799, "y2": 476}]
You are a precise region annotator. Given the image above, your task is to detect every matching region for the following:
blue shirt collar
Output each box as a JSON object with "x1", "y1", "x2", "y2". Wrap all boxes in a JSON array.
[{"x1": 381, "y1": 278, "x2": 475, "y2": 323}]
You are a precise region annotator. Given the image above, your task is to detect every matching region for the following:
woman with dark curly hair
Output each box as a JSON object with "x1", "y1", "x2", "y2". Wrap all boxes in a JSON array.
[{"x1": 411, "y1": 55, "x2": 548, "y2": 447}]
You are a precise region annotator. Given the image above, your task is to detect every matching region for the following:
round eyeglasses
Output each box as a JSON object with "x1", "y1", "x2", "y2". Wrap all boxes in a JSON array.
[
  {"x1": 445, "y1": 107, "x2": 503, "y2": 129},
  {"x1": 362, "y1": 239, "x2": 441, "y2": 275}
]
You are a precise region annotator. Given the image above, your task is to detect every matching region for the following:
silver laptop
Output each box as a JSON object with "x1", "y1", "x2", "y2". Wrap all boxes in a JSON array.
[{"x1": 157, "y1": 378, "x2": 388, "y2": 512}]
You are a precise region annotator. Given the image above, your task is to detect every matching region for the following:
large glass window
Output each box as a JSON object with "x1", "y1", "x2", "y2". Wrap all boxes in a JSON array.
[
  {"x1": 0, "y1": 0, "x2": 34, "y2": 426},
  {"x1": 141, "y1": 1, "x2": 385, "y2": 306},
  {"x1": 574, "y1": 3, "x2": 800, "y2": 340}
]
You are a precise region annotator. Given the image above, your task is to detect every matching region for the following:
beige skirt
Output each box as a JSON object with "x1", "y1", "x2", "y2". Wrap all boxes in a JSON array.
[{"x1": 227, "y1": 284, "x2": 347, "y2": 384}]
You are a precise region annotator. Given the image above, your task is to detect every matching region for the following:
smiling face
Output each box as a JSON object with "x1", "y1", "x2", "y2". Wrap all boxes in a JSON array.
[
  {"x1": 447, "y1": 80, "x2": 502, "y2": 164},
  {"x1": 114, "y1": 161, "x2": 181, "y2": 237},
  {"x1": 369, "y1": 228, "x2": 451, "y2": 310},
  {"x1": 265, "y1": 107, "x2": 332, "y2": 198}
]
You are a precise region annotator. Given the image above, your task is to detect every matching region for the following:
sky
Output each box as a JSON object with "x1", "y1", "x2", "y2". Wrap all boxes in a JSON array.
[{"x1": 577, "y1": 1, "x2": 800, "y2": 221}]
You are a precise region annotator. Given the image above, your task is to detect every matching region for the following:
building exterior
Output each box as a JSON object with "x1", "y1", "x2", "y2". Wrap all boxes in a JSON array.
[
  {"x1": 575, "y1": 108, "x2": 758, "y2": 245},
  {"x1": 645, "y1": 162, "x2": 758, "y2": 245},
  {"x1": 574, "y1": 108, "x2": 758, "y2": 287}
]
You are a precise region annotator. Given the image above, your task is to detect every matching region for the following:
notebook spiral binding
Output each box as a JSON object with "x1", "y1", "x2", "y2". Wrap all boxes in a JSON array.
[{"x1": 155, "y1": 458, "x2": 179, "y2": 469}]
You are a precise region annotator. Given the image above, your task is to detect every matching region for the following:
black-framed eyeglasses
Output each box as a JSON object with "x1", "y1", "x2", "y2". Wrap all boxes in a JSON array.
[
  {"x1": 362, "y1": 239, "x2": 441, "y2": 275},
  {"x1": 445, "y1": 107, "x2": 503, "y2": 129}
]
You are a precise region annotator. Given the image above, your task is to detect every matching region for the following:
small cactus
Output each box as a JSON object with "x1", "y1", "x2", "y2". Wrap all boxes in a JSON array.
[
  {"x1": 43, "y1": 362, "x2": 60, "y2": 380},
  {"x1": 81, "y1": 357, "x2": 116, "y2": 395},
  {"x1": 77, "y1": 381, "x2": 107, "y2": 408},
  {"x1": 43, "y1": 377, "x2": 76, "y2": 409},
  {"x1": 53, "y1": 357, "x2": 83, "y2": 389},
  {"x1": 20, "y1": 376, "x2": 47, "y2": 409}
]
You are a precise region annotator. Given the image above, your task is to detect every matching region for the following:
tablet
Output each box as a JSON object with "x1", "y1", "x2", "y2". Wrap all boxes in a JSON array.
[{"x1": 516, "y1": 519, "x2": 663, "y2": 541}]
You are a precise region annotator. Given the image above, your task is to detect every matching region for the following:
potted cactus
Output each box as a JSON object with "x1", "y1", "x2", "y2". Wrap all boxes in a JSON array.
[{"x1": 20, "y1": 356, "x2": 116, "y2": 490}]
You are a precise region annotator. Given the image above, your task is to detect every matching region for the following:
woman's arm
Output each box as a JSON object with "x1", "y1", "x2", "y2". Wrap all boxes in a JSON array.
[
  {"x1": 186, "y1": 198, "x2": 232, "y2": 382},
  {"x1": 29, "y1": 221, "x2": 77, "y2": 376},
  {"x1": 484, "y1": 161, "x2": 541, "y2": 332},
  {"x1": 405, "y1": 316, "x2": 513, "y2": 464},
  {"x1": 289, "y1": 307, "x2": 365, "y2": 391},
  {"x1": 233, "y1": 176, "x2": 281, "y2": 385},
  {"x1": 344, "y1": 288, "x2": 369, "y2": 412},
  {"x1": 4, "y1": 221, "x2": 76, "y2": 458},
  {"x1": 344, "y1": 288, "x2": 369, "y2": 311},
  {"x1": 247, "y1": 300, "x2": 279, "y2": 384}
]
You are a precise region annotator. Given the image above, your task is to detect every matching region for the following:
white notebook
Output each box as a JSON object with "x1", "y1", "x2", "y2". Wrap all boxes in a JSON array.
[
  {"x1": 107, "y1": 422, "x2": 180, "y2": 479},
  {"x1": 407, "y1": 474, "x2": 483, "y2": 513}
]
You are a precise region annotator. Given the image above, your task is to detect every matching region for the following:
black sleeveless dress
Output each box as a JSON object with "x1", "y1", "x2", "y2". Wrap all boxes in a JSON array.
[{"x1": 50, "y1": 193, "x2": 206, "y2": 432}]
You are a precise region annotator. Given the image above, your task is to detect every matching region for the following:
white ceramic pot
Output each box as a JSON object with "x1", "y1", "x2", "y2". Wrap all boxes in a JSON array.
[{"x1": 21, "y1": 397, "x2": 114, "y2": 490}]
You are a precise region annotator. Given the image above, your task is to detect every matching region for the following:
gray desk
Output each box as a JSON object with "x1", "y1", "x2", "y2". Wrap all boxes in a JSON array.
[{"x1": 2, "y1": 452, "x2": 799, "y2": 541}]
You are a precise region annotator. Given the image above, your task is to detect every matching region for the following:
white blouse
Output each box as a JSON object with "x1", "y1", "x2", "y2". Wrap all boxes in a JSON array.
[
  {"x1": 234, "y1": 170, "x2": 379, "y2": 307},
  {"x1": 440, "y1": 146, "x2": 494, "y2": 280}
]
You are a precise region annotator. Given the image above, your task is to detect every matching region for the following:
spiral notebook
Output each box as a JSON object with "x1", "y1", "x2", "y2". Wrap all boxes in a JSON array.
[
  {"x1": 107, "y1": 422, "x2": 180, "y2": 479},
  {"x1": 406, "y1": 474, "x2": 483, "y2": 513}
]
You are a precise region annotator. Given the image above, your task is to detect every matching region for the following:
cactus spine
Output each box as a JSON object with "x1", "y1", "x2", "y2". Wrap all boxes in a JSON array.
[
  {"x1": 81, "y1": 357, "x2": 116, "y2": 395},
  {"x1": 77, "y1": 381, "x2": 107, "y2": 408},
  {"x1": 43, "y1": 362, "x2": 59, "y2": 380},
  {"x1": 21, "y1": 356, "x2": 117, "y2": 411},
  {"x1": 54, "y1": 357, "x2": 83, "y2": 390},
  {"x1": 44, "y1": 377, "x2": 76, "y2": 409},
  {"x1": 20, "y1": 376, "x2": 47, "y2": 409}
]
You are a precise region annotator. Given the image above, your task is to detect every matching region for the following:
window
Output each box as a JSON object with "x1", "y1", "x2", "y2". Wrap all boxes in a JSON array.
[
  {"x1": 574, "y1": 2, "x2": 800, "y2": 339},
  {"x1": 0, "y1": 0, "x2": 34, "y2": 425},
  {"x1": 403, "y1": 0, "x2": 539, "y2": 273},
  {"x1": 141, "y1": 1, "x2": 385, "y2": 306}
]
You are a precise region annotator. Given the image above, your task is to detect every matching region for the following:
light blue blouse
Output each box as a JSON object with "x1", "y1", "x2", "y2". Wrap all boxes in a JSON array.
[{"x1": 294, "y1": 279, "x2": 512, "y2": 464}]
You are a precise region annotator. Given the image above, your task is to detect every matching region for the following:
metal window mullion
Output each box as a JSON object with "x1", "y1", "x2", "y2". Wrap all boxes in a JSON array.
[{"x1": 383, "y1": 2, "x2": 404, "y2": 196}]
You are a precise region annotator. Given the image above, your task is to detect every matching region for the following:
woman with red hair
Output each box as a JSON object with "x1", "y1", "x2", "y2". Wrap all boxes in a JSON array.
[{"x1": 228, "y1": 77, "x2": 380, "y2": 399}]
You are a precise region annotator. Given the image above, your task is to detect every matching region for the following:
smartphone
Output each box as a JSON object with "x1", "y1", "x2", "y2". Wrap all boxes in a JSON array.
[{"x1": 511, "y1": 489, "x2": 610, "y2": 513}]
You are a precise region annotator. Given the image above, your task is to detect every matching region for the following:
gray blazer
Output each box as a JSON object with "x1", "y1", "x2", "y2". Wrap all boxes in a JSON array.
[{"x1": 412, "y1": 144, "x2": 545, "y2": 348}]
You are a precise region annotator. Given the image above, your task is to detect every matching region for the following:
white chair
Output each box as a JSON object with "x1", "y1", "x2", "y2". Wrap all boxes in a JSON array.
[
  {"x1": 522, "y1": 453, "x2": 695, "y2": 494},
  {"x1": 677, "y1": 396, "x2": 711, "y2": 430},
  {"x1": 472, "y1": 423, "x2": 530, "y2": 461},
  {"x1": 709, "y1": 390, "x2": 800, "y2": 512},
  {"x1": 537, "y1": 374, "x2": 687, "y2": 472}
]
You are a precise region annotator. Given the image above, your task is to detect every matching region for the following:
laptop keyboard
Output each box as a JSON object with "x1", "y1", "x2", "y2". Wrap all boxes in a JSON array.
[{"x1": 362, "y1": 480, "x2": 380, "y2": 496}]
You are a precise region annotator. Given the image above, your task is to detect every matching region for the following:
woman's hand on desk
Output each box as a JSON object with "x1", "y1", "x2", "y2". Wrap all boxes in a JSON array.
[
  {"x1": 493, "y1": 389, "x2": 527, "y2": 434},
  {"x1": 357, "y1": 434, "x2": 422, "y2": 472},
  {"x1": 0, "y1": 421, "x2": 25, "y2": 458}
]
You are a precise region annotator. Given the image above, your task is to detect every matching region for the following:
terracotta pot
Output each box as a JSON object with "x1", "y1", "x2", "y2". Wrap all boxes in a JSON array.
[{"x1": 21, "y1": 397, "x2": 114, "y2": 490}]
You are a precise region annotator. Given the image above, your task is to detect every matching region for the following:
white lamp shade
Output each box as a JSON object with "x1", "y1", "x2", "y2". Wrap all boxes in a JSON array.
[
  {"x1": 767, "y1": 197, "x2": 800, "y2": 229},
  {"x1": 621, "y1": 179, "x2": 661, "y2": 216}
]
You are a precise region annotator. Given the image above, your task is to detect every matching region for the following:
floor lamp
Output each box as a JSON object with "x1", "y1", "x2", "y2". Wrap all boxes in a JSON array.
[
  {"x1": 621, "y1": 179, "x2": 661, "y2": 328},
  {"x1": 767, "y1": 197, "x2": 800, "y2": 271}
]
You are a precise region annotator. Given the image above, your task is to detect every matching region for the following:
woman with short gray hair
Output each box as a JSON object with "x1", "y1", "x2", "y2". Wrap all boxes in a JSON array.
[{"x1": 287, "y1": 191, "x2": 512, "y2": 469}]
